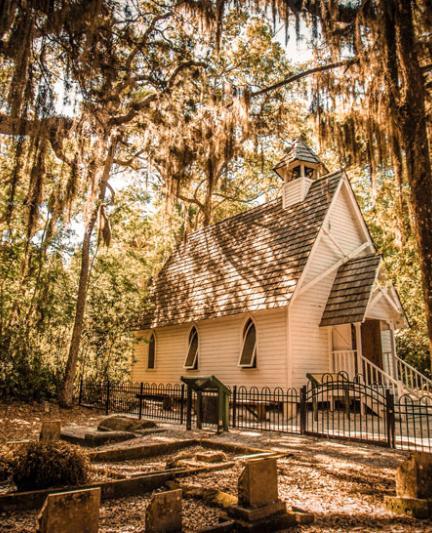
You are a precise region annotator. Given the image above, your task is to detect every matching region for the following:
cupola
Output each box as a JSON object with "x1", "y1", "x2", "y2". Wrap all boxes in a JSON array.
[{"x1": 273, "y1": 137, "x2": 322, "y2": 208}]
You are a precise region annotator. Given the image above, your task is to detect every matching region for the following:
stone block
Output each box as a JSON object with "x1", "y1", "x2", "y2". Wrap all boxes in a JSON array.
[
  {"x1": 36, "y1": 487, "x2": 100, "y2": 533},
  {"x1": 233, "y1": 511, "x2": 297, "y2": 532},
  {"x1": 396, "y1": 452, "x2": 432, "y2": 499},
  {"x1": 199, "y1": 520, "x2": 235, "y2": 532},
  {"x1": 61, "y1": 427, "x2": 136, "y2": 447},
  {"x1": 238, "y1": 457, "x2": 278, "y2": 508},
  {"x1": 39, "y1": 420, "x2": 61, "y2": 442},
  {"x1": 228, "y1": 500, "x2": 286, "y2": 522},
  {"x1": 195, "y1": 451, "x2": 227, "y2": 463},
  {"x1": 98, "y1": 415, "x2": 157, "y2": 432},
  {"x1": 145, "y1": 489, "x2": 182, "y2": 533},
  {"x1": 384, "y1": 495, "x2": 432, "y2": 519}
]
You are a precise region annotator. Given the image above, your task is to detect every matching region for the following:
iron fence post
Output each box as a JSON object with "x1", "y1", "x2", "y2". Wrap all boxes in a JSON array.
[
  {"x1": 232, "y1": 385, "x2": 237, "y2": 428},
  {"x1": 186, "y1": 385, "x2": 192, "y2": 430},
  {"x1": 105, "y1": 381, "x2": 111, "y2": 415},
  {"x1": 196, "y1": 391, "x2": 203, "y2": 429},
  {"x1": 180, "y1": 384, "x2": 185, "y2": 424},
  {"x1": 138, "y1": 382, "x2": 144, "y2": 420},
  {"x1": 300, "y1": 385, "x2": 307, "y2": 434},
  {"x1": 386, "y1": 390, "x2": 395, "y2": 448}
]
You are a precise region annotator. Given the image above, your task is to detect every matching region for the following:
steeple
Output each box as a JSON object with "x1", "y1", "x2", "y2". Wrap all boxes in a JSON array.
[
  {"x1": 273, "y1": 136, "x2": 321, "y2": 182},
  {"x1": 273, "y1": 137, "x2": 322, "y2": 208}
]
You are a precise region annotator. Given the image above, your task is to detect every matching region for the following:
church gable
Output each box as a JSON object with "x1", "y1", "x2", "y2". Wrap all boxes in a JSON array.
[{"x1": 141, "y1": 170, "x2": 343, "y2": 329}]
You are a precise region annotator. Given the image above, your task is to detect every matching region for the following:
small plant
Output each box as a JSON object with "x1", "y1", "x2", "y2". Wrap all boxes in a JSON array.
[
  {"x1": 11, "y1": 441, "x2": 89, "y2": 491},
  {"x1": 0, "y1": 456, "x2": 12, "y2": 482}
]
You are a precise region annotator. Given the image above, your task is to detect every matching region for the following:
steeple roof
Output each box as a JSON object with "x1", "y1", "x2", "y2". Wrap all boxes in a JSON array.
[{"x1": 273, "y1": 137, "x2": 321, "y2": 178}]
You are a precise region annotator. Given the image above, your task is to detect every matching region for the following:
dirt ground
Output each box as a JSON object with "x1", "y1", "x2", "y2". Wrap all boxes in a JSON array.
[{"x1": 1, "y1": 401, "x2": 432, "y2": 532}]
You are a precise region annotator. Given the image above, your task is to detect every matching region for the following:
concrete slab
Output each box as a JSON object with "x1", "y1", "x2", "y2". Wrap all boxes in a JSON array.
[{"x1": 61, "y1": 427, "x2": 136, "y2": 447}]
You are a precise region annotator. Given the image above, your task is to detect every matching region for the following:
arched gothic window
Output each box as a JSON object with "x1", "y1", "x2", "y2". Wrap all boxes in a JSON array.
[
  {"x1": 239, "y1": 319, "x2": 257, "y2": 368},
  {"x1": 184, "y1": 326, "x2": 199, "y2": 370},
  {"x1": 147, "y1": 333, "x2": 156, "y2": 369}
]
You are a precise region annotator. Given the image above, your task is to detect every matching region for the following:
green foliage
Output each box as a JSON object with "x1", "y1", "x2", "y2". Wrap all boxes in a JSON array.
[
  {"x1": 0, "y1": 1, "x2": 428, "y2": 401},
  {"x1": 11, "y1": 441, "x2": 89, "y2": 491},
  {"x1": 0, "y1": 453, "x2": 12, "y2": 482},
  {"x1": 350, "y1": 167, "x2": 430, "y2": 376}
]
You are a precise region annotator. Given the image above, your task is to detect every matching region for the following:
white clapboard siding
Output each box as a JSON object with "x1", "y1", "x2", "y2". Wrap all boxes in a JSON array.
[
  {"x1": 366, "y1": 295, "x2": 400, "y2": 322},
  {"x1": 302, "y1": 184, "x2": 365, "y2": 284},
  {"x1": 329, "y1": 185, "x2": 365, "y2": 255},
  {"x1": 290, "y1": 182, "x2": 368, "y2": 388},
  {"x1": 290, "y1": 272, "x2": 336, "y2": 388},
  {"x1": 131, "y1": 307, "x2": 288, "y2": 387}
]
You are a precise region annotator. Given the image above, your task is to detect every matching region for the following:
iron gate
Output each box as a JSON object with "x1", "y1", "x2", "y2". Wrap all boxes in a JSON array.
[{"x1": 302, "y1": 375, "x2": 394, "y2": 447}]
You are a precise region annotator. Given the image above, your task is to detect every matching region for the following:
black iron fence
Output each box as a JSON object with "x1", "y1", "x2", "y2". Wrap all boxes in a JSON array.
[
  {"x1": 394, "y1": 394, "x2": 432, "y2": 451},
  {"x1": 232, "y1": 386, "x2": 300, "y2": 434},
  {"x1": 78, "y1": 375, "x2": 432, "y2": 452},
  {"x1": 79, "y1": 380, "x2": 187, "y2": 424}
]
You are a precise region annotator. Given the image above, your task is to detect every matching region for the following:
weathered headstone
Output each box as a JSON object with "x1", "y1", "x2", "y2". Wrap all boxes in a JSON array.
[
  {"x1": 238, "y1": 457, "x2": 278, "y2": 508},
  {"x1": 385, "y1": 452, "x2": 432, "y2": 519},
  {"x1": 228, "y1": 457, "x2": 314, "y2": 530},
  {"x1": 145, "y1": 489, "x2": 182, "y2": 533},
  {"x1": 396, "y1": 452, "x2": 432, "y2": 499},
  {"x1": 36, "y1": 487, "x2": 100, "y2": 533},
  {"x1": 39, "y1": 420, "x2": 61, "y2": 442}
]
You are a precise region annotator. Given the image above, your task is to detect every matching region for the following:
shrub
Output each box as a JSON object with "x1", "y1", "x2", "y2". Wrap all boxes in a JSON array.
[
  {"x1": 0, "y1": 456, "x2": 12, "y2": 482},
  {"x1": 11, "y1": 441, "x2": 89, "y2": 491}
]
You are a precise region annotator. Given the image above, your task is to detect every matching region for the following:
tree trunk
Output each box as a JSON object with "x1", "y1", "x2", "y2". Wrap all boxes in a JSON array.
[
  {"x1": 381, "y1": 0, "x2": 432, "y2": 364},
  {"x1": 58, "y1": 206, "x2": 98, "y2": 407},
  {"x1": 203, "y1": 158, "x2": 225, "y2": 226},
  {"x1": 59, "y1": 137, "x2": 117, "y2": 407}
]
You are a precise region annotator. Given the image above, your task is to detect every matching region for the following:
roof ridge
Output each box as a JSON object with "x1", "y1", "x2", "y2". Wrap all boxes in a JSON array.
[{"x1": 182, "y1": 170, "x2": 344, "y2": 245}]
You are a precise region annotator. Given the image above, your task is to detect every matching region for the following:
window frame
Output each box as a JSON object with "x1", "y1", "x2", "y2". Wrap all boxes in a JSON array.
[
  {"x1": 238, "y1": 318, "x2": 257, "y2": 368},
  {"x1": 147, "y1": 331, "x2": 157, "y2": 370},
  {"x1": 184, "y1": 325, "x2": 199, "y2": 370}
]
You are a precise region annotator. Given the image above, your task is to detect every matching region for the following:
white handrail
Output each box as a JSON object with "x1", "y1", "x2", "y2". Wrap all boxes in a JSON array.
[
  {"x1": 331, "y1": 349, "x2": 432, "y2": 399},
  {"x1": 393, "y1": 354, "x2": 432, "y2": 393},
  {"x1": 358, "y1": 354, "x2": 403, "y2": 398}
]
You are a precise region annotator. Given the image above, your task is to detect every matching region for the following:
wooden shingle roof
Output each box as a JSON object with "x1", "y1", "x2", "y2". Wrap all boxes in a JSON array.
[
  {"x1": 320, "y1": 254, "x2": 381, "y2": 327},
  {"x1": 273, "y1": 138, "x2": 321, "y2": 176},
  {"x1": 141, "y1": 171, "x2": 343, "y2": 329}
]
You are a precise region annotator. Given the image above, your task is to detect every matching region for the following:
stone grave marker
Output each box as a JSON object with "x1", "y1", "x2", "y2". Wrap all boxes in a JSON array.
[
  {"x1": 145, "y1": 489, "x2": 182, "y2": 533},
  {"x1": 396, "y1": 451, "x2": 432, "y2": 499},
  {"x1": 228, "y1": 456, "x2": 314, "y2": 530},
  {"x1": 385, "y1": 452, "x2": 432, "y2": 518},
  {"x1": 39, "y1": 420, "x2": 61, "y2": 442},
  {"x1": 36, "y1": 487, "x2": 101, "y2": 533},
  {"x1": 238, "y1": 457, "x2": 279, "y2": 508}
]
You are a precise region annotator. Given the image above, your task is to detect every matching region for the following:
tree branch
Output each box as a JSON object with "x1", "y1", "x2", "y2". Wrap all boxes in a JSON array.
[
  {"x1": 250, "y1": 58, "x2": 358, "y2": 98},
  {"x1": 110, "y1": 61, "x2": 207, "y2": 127},
  {"x1": 0, "y1": 113, "x2": 72, "y2": 137}
]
